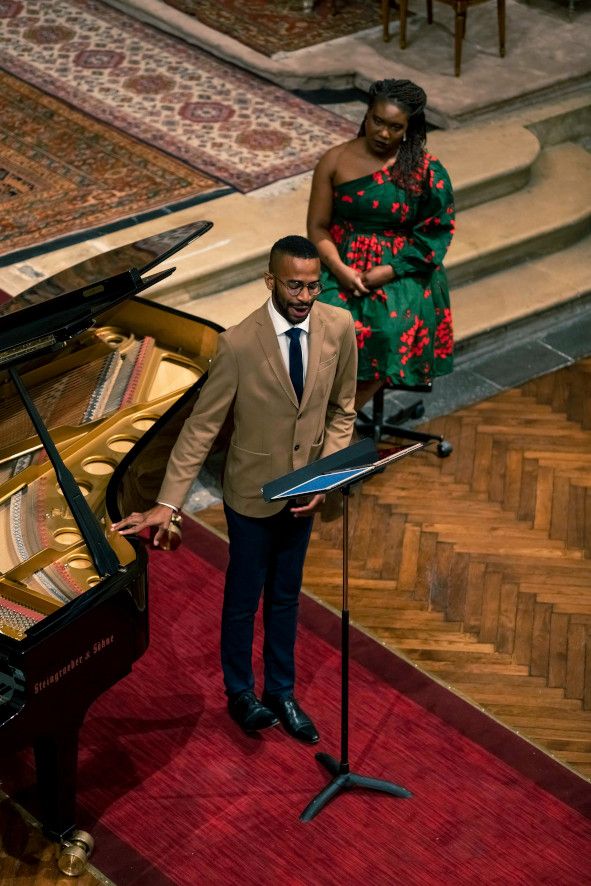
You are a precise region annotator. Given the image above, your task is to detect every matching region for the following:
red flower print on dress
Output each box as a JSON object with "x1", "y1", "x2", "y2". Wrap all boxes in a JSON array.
[
  {"x1": 357, "y1": 190, "x2": 365, "y2": 196},
  {"x1": 434, "y1": 308, "x2": 453, "y2": 358},
  {"x1": 354, "y1": 320, "x2": 372, "y2": 349},
  {"x1": 436, "y1": 180, "x2": 444, "y2": 190},
  {"x1": 392, "y1": 235, "x2": 406, "y2": 254},
  {"x1": 330, "y1": 223, "x2": 345, "y2": 245},
  {"x1": 423, "y1": 288, "x2": 432, "y2": 299},
  {"x1": 342, "y1": 195, "x2": 353, "y2": 203},
  {"x1": 346, "y1": 234, "x2": 383, "y2": 271},
  {"x1": 373, "y1": 171, "x2": 385, "y2": 185},
  {"x1": 372, "y1": 200, "x2": 379, "y2": 209},
  {"x1": 399, "y1": 317, "x2": 430, "y2": 365},
  {"x1": 338, "y1": 292, "x2": 349, "y2": 302}
]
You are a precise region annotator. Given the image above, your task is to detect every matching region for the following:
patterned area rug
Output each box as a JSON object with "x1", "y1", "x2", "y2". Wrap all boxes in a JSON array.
[
  {"x1": 0, "y1": 0, "x2": 356, "y2": 193},
  {"x1": 0, "y1": 71, "x2": 222, "y2": 261},
  {"x1": 161, "y1": 0, "x2": 383, "y2": 56}
]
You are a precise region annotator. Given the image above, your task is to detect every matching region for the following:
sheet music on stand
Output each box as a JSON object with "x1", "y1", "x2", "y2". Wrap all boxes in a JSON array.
[{"x1": 265, "y1": 440, "x2": 425, "y2": 500}]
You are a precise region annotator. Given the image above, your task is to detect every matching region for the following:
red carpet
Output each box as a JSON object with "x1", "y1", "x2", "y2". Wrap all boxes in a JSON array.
[{"x1": 5, "y1": 520, "x2": 591, "y2": 884}]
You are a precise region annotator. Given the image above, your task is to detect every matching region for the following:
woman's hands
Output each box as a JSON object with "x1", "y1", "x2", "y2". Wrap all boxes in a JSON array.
[
  {"x1": 334, "y1": 265, "x2": 369, "y2": 297},
  {"x1": 361, "y1": 265, "x2": 395, "y2": 289},
  {"x1": 111, "y1": 503, "x2": 175, "y2": 547},
  {"x1": 334, "y1": 263, "x2": 394, "y2": 297}
]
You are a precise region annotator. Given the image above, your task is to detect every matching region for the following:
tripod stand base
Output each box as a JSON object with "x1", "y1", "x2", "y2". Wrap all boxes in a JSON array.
[{"x1": 300, "y1": 753, "x2": 412, "y2": 822}]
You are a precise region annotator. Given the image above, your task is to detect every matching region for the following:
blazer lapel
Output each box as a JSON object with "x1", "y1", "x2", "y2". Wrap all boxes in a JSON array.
[
  {"x1": 300, "y1": 308, "x2": 325, "y2": 410},
  {"x1": 255, "y1": 305, "x2": 298, "y2": 406}
]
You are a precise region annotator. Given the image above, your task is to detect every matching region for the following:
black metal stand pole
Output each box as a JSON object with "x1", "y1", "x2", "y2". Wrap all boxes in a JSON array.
[{"x1": 300, "y1": 485, "x2": 411, "y2": 822}]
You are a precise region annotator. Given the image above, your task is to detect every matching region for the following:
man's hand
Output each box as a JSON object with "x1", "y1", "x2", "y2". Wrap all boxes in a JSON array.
[
  {"x1": 111, "y1": 504, "x2": 174, "y2": 547},
  {"x1": 290, "y1": 493, "x2": 326, "y2": 517}
]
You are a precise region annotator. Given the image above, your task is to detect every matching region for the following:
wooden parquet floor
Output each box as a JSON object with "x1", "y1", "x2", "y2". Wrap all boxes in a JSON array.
[{"x1": 198, "y1": 357, "x2": 591, "y2": 783}]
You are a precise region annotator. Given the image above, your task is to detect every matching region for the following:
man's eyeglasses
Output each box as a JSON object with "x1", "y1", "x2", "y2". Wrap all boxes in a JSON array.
[{"x1": 272, "y1": 276, "x2": 323, "y2": 297}]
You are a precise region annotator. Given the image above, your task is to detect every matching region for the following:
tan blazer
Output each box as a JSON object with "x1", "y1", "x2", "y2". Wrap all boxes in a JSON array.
[{"x1": 158, "y1": 299, "x2": 358, "y2": 517}]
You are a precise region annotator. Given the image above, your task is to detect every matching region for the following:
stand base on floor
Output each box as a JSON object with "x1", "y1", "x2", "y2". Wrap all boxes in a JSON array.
[{"x1": 300, "y1": 752, "x2": 412, "y2": 822}]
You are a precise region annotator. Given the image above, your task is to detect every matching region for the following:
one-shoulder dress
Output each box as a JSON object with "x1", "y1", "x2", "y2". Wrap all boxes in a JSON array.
[{"x1": 317, "y1": 153, "x2": 455, "y2": 386}]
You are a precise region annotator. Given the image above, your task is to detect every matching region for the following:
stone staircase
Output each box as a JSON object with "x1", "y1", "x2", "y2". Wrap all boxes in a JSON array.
[
  {"x1": 164, "y1": 92, "x2": 591, "y2": 362},
  {"x1": 1, "y1": 92, "x2": 588, "y2": 378}
]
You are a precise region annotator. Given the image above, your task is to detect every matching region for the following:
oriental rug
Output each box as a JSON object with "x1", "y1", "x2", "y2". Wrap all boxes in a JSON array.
[
  {"x1": 0, "y1": 72, "x2": 223, "y2": 261},
  {"x1": 0, "y1": 0, "x2": 356, "y2": 193},
  {"x1": 160, "y1": 0, "x2": 383, "y2": 56},
  {"x1": 4, "y1": 519, "x2": 591, "y2": 885}
]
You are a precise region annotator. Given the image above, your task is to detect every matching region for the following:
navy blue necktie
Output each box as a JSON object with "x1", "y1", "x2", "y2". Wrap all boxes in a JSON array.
[{"x1": 285, "y1": 327, "x2": 304, "y2": 403}]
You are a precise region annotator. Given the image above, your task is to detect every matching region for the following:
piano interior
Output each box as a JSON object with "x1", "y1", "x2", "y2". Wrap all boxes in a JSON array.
[{"x1": 0, "y1": 226, "x2": 221, "y2": 637}]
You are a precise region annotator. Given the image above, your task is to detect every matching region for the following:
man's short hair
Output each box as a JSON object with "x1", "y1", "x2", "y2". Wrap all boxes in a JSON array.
[{"x1": 269, "y1": 235, "x2": 319, "y2": 271}]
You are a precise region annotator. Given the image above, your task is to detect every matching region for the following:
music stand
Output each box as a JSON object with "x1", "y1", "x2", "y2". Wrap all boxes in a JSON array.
[{"x1": 262, "y1": 433, "x2": 446, "y2": 821}]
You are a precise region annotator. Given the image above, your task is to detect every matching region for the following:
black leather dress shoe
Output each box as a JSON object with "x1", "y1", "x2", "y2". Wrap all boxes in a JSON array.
[
  {"x1": 228, "y1": 691, "x2": 279, "y2": 733},
  {"x1": 262, "y1": 693, "x2": 319, "y2": 744}
]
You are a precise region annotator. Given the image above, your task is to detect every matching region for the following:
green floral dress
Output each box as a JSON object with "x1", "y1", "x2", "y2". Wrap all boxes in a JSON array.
[{"x1": 318, "y1": 153, "x2": 455, "y2": 386}]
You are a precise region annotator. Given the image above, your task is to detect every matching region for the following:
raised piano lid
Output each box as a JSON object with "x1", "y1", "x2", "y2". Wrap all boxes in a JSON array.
[{"x1": 0, "y1": 223, "x2": 223, "y2": 641}]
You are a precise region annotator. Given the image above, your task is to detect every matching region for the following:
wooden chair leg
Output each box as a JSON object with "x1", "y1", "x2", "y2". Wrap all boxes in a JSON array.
[
  {"x1": 400, "y1": 0, "x2": 408, "y2": 48},
  {"x1": 498, "y1": 0, "x2": 506, "y2": 57},
  {"x1": 381, "y1": 0, "x2": 391, "y2": 41}
]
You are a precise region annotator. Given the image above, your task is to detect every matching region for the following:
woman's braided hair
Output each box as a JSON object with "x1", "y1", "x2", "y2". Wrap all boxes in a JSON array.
[{"x1": 358, "y1": 79, "x2": 428, "y2": 191}]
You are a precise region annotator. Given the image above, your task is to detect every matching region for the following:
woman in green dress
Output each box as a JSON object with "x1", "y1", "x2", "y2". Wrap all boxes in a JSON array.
[{"x1": 307, "y1": 79, "x2": 455, "y2": 411}]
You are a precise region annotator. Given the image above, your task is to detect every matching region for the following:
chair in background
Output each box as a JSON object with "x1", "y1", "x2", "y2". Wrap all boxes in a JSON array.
[
  {"x1": 381, "y1": 0, "x2": 506, "y2": 77},
  {"x1": 356, "y1": 381, "x2": 453, "y2": 456}
]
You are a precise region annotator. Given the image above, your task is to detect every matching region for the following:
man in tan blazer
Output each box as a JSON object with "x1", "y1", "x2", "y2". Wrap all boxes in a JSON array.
[{"x1": 114, "y1": 235, "x2": 357, "y2": 743}]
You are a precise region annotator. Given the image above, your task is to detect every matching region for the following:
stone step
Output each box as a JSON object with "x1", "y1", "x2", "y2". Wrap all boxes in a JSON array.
[
  {"x1": 430, "y1": 123, "x2": 540, "y2": 211},
  {"x1": 175, "y1": 230, "x2": 591, "y2": 349},
  {"x1": 452, "y1": 234, "x2": 591, "y2": 342},
  {"x1": 446, "y1": 142, "x2": 591, "y2": 288},
  {"x1": 163, "y1": 140, "x2": 589, "y2": 315},
  {"x1": 133, "y1": 122, "x2": 542, "y2": 308},
  {"x1": 165, "y1": 134, "x2": 542, "y2": 304}
]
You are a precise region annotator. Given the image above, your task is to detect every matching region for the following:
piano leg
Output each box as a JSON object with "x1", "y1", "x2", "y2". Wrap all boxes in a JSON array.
[
  {"x1": 34, "y1": 727, "x2": 95, "y2": 874},
  {"x1": 33, "y1": 728, "x2": 79, "y2": 842}
]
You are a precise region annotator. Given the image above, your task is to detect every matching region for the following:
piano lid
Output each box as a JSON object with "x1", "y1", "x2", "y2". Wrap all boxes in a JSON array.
[{"x1": 0, "y1": 221, "x2": 213, "y2": 369}]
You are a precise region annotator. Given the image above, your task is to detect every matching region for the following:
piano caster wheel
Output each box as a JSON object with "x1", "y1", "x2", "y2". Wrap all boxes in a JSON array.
[{"x1": 58, "y1": 830, "x2": 94, "y2": 877}]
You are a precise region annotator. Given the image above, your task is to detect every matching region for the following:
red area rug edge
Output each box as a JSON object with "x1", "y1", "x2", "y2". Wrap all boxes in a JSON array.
[{"x1": 182, "y1": 514, "x2": 591, "y2": 819}]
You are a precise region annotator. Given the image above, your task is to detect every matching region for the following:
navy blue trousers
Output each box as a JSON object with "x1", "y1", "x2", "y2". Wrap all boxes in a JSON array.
[{"x1": 221, "y1": 501, "x2": 314, "y2": 699}]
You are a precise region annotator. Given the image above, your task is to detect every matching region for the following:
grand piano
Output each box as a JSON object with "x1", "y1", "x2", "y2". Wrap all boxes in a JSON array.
[{"x1": 0, "y1": 222, "x2": 222, "y2": 873}]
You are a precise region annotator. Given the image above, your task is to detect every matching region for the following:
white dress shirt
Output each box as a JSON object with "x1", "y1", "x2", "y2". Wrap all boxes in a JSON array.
[{"x1": 267, "y1": 297, "x2": 310, "y2": 380}]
